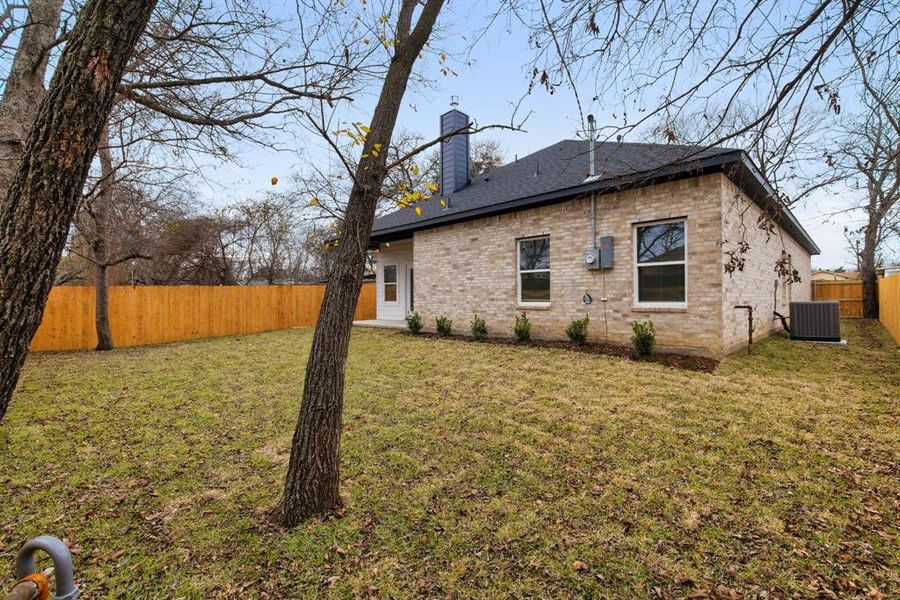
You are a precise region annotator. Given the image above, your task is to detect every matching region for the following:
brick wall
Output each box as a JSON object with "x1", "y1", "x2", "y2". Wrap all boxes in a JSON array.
[
  {"x1": 408, "y1": 172, "x2": 812, "y2": 357},
  {"x1": 720, "y1": 177, "x2": 812, "y2": 353}
]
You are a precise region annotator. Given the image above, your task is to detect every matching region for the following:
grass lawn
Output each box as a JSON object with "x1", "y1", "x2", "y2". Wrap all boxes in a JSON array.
[{"x1": 1, "y1": 320, "x2": 897, "y2": 598}]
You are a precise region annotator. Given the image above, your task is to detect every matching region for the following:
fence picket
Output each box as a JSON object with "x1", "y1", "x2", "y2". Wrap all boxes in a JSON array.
[{"x1": 30, "y1": 282, "x2": 376, "y2": 351}]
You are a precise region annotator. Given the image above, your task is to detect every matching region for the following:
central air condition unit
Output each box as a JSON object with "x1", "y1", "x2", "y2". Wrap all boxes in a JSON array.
[{"x1": 789, "y1": 301, "x2": 841, "y2": 342}]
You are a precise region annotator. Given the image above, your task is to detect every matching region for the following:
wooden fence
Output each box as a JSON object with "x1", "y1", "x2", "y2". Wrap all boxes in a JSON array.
[
  {"x1": 878, "y1": 276, "x2": 900, "y2": 344},
  {"x1": 811, "y1": 278, "x2": 900, "y2": 343},
  {"x1": 811, "y1": 281, "x2": 863, "y2": 317},
  {"x1": 30, "y1": 282, "x2": 376, "y2": 352}
]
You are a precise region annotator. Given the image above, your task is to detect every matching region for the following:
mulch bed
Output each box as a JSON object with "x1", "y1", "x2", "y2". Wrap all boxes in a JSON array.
[{"x1": 408, "y1": 331, "x2": 720, "y2": 373}]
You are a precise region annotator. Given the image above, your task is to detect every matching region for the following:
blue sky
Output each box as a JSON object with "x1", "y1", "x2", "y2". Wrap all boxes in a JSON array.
[{"x1": 183, "y1": 2, "x2": 881, "y2": 269}]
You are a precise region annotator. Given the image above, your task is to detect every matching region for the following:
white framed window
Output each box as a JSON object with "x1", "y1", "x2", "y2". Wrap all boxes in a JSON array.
[
  {"x1": 517, "y1": 236, "x2": 550, "y2": 305},
  {"x1": 634, "y1": 219, "x2": 687, "y2": 307},
  {"x1": 383, "y1": 264, "x2": 398, "y2": 303}
]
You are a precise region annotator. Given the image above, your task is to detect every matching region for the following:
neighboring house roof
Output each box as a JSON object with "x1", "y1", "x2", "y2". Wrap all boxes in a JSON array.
[
  {"x1": 371, "y1": 139, "x2": 820, "y2": 255},
  {"x1": 812, "y1": 270, "x2": 859, "y2": 281}
]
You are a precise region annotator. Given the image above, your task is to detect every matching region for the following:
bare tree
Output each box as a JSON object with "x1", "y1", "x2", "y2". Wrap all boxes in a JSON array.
[
  {"x1": 290, "y1": 223, "x2": 338, "y2": 283},
  {"x1": 833, "y1": 100, "x2": 899, "y2": 317},
  {"x1": 113, "y1": 0, "x2": 358, "y2": 157},
  {"x1": 647, "y1": 104, "x2": 838, "y2": 206},
  {"x1": 1, "y1": 0, "x2": 358, "y2": 188},
  {"x1": 0, "y1": 0, "x2": 158, "y2": 422},
  {"x1": 0, "y1": 0, "x2": 65, "y2": 194},
  {"x1": 70, "y1": 138, "x2": 187, "y2": 348},
  {"x1": 272, "y1": 0, "x2": 448, "y2": 527},
  {"x1": 44, "y1": 0, "x2": 361, "y2": 350},
  {"x1": 380, "y1": 130, "x2": 443, "y2": 212},
  {"x1": 74, "y1": 128, "x2": 153, "y2": 348},
  {"x1": 408, "y1": 135, "x2": 506, "y2": 188},
  {"x1": 299, "y1": 133, "x2": 507, "y2": 223},
  {"x1": 232, "y1": 193, "x2": 304, "y2": 284},
  {"x1": 520, "y1": 1, "x2": 896, "y2": 147},
  {"x1": 469, "y1": 138, "x2": 507, "y2": 178},
  {"x1": 94, "y1": 193, "x2": 333, "y2": 287},
  {"x1": 139, "y1": 212, "x2": 234, "y2": 285},
  {"x1": 513, "y1": 0, "x2": 898, "y2": 272}
]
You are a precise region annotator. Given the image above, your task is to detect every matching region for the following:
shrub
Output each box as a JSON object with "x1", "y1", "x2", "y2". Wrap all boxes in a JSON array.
[
  {"x1": 435, "y1": 315, "x2": 453, "y2": 336},
  {"x1": 513, "y1": 312, "x2": 531, "y2": 343},
  {"x1": 470, "y1": 314, "x2": 488, "y2": 341},
  {"x1": 631, "y1": 320, "x2": 655, "y2": 356},
  {"x1": 565, "y1": 315, "x2": 590, "y2": 344},
  {"x1": 406, "y1": 311, "x2": 423, "y2": 334}
]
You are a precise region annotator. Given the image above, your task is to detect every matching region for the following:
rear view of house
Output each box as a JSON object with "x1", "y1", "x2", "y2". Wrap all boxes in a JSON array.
[{"x1": 366, "y1": 105, "x2": 820, "y2": 357}]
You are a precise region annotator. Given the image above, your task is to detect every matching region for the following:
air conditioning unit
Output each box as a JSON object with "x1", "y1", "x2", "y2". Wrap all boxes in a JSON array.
[{"x1": 790, "y1": 301, "x2": 841, "y2": 342}]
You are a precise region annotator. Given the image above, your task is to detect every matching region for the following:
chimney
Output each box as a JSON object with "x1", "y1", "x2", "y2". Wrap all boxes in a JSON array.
[{"x1": 440, "y1": 96, "x2": 470, "y2": 197}]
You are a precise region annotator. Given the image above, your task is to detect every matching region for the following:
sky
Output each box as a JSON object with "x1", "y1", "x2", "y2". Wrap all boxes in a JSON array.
[
  {"x1": 199, "y1": 1, "x2": 887, "y2": 271},
  {"x1": 0, "y1": 0, "x2": 883, "y2": 270}
]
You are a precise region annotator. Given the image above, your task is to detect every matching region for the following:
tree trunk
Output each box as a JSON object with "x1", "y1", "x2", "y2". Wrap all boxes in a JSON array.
[
  {"x1": 272, "y1": 0, "x2": 445, "y2": 527},
  {"x1": 93, "y1": 127, "x2": 115, "y2": 350},
  {"x1": 94, "y1": 261, "x2": 114, "y2": 350},
  {"x1": 0, "y1": 0, "x2": 65, "y2": 197},
  {"x1": 859, "y1": 203, "x2": 880, "y2": 319},
  {"x1": 0, "y1": 0, "x2": 158, "y2": 422}
]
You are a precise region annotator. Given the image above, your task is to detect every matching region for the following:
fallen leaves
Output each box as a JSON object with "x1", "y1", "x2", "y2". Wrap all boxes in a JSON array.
[
  {"x1": 0, "y1": 320, "x2": 896, "y2": 596},
  {"x1": 571, "y1": 560, "x2": 588, "y2": 572},
  {"x1": 108, "y1": 549, "x2": 125, "y2": 562}
]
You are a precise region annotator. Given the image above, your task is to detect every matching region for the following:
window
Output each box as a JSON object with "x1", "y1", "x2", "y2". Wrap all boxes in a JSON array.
[
  {"x1": 518, "y1": 236, "x2": 550, "y2": 304},
  {"x1": 635, "y1": 219, "x2": 686, "y2": 306},
  {"x1": 383, "y1": 265, "x2": 398, "y2": 302}
]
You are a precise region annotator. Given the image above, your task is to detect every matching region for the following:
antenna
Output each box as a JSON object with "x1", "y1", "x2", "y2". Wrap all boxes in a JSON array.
[{"x1": 587, "y1": 114, "x2": 596, "y2": 177}]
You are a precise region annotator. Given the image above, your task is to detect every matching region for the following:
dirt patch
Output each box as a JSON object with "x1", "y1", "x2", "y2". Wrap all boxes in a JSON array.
[
  {"x1": 410, "y1": 332, "x2": 720, "y2": 372},
  {"x1": 160, "y1": 489, "x2": 231, "y2": 523},
  {"x1": 257, "y1": 437, "x2": 291, "y2": 465}
]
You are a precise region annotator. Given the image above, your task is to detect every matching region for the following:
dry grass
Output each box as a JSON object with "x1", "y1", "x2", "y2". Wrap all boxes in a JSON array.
[{"x1": 1, "y1": 320, "x2": 897, "y2": 598}]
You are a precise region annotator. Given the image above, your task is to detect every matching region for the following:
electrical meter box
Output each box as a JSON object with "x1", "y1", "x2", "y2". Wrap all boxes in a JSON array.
[
  {"x1": 585, "y1": 236, "x2": 614, "y2": 270},
  {"x1": 599, "y1": 236, "x2": 614, "y2": 269}
]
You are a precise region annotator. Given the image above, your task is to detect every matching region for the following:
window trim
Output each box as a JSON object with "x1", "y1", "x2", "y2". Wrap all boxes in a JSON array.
[
  {"x1": 633, "y1": 218, "x2": 688, "y2": 309},
  {"x1": 382, "y1": 263, "x2": 399, "y2": 304},
  {"x1": 517, "y1": 235, "x2": 551, "y2": 307}
]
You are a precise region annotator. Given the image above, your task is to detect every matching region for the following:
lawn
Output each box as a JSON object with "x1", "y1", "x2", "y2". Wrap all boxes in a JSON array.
[{"x1": 1, "y1": 321, "x2": 897, "y2": 598}]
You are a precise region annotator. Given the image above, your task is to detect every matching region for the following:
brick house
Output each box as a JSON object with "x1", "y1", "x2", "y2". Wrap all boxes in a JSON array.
[{"x1": 362, "y1": 107, "x2": 820, "y2": 357}]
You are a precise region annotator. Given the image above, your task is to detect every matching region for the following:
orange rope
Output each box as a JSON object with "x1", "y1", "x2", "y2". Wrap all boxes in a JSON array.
[{"x1": 13, "y1": 574, "x2": 50, "y2": 600}]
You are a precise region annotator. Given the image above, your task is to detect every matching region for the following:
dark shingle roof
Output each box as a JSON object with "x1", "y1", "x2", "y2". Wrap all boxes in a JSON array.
[{"x1": 371, "y1": 139, "x2": 820, "y2": 254}]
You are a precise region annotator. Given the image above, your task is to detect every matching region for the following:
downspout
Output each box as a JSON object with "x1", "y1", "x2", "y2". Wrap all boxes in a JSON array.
[
  {"x1": 586, "y1": 115, "x2": 609, "y2": 340},
  {"x1": 773, "y1": 279, "x2": 791, "y2": 333},
  {"x1": 587, "y1": 114, "x2": 596, "y2": 248}
]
